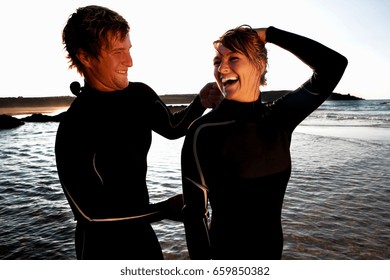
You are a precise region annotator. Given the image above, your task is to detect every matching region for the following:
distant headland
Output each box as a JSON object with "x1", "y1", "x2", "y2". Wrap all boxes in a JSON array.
[
  {"x1": 0, "y1": 90, "x2": 363, "y2": 114},
  {"x1": 260, "y1": 90, "x2": 363, "y2": 102}
]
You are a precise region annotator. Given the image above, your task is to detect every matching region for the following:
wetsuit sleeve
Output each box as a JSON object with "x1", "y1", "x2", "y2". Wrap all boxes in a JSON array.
[
  {"x1": 147, "y1": 86, "x2": 207, "y2": 139},
  {"x1": 55, "y1": 114, "x2": 177, "y2": 225},
  {"x1": 265, "y1": 26, "x2": 348, "y2": 130},
  {"x1": 181, "y1": 123, "x2": 212, "y2": 259},
  {"x1": 57, "y1": 169, "x2": 174, "y2": 224}
]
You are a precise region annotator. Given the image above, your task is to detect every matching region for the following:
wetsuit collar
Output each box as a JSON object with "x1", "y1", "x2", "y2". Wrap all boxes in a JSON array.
[
  {"x1": 218, "y1": 98, "x2": 267, "y2": 122},
  {"x1": 82, "y1": 81, "x2": 130, "y2": 95}
]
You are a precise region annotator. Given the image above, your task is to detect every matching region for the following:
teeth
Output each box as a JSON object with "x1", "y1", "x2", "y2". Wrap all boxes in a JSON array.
[
  {"x1": 222, "y1": 77, "x2": 238, "y2": 86},
  {"x1": 221, "y1": 76, "x2": 238, "y2": 84}
]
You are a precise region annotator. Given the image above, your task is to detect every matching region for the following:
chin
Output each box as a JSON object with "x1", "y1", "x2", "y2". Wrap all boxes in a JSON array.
[
  {"x1": 223, "y1": 90, "x2": 238, "y2": 100},
  {"x1": 118, "y1": 81, "x2": 129, "y2": 89}
]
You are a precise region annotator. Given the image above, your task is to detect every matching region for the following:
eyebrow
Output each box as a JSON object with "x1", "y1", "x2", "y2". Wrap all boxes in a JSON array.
[
  {"x1": 213, "y1": 48, "x2": 237, "y2": 61},
  {"x1": 111, "y1": 45, "x2": 131, "y2": 52}
]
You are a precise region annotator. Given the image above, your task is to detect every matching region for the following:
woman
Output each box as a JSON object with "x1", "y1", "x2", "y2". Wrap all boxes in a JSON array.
[{"x1": 181, "y1": 25, "x2": 348, "y2": 259}]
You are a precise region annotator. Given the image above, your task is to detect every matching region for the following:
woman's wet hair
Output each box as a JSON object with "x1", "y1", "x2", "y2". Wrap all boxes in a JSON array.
[{"x1": 214, "y1": 24, "x2": 268, "y2": 85}]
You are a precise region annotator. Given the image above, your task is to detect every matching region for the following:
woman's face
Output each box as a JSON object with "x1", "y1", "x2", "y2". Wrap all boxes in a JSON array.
[{"x1": 213, "y1": 43, "x2": 262, "y2": 102}]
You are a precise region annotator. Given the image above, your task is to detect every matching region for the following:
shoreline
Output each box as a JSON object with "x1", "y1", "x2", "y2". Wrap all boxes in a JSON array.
[
  {"x1": 0, "y1": 91, "x2": 365, "y2": 117},
  {"x1": 0, "y1": 94, "x2": 195, "y2": 117},
  {"x1": 0, "y1": 106, "x2": 70, "y2": 117},
  {"x1": 0, "y1": 105, "x2": 188, "y2": 117}
]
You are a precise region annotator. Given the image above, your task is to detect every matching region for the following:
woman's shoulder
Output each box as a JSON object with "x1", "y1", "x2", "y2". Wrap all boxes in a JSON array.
[{"x1": 188, "y1": 107, "x2": 231, "y2": 133}]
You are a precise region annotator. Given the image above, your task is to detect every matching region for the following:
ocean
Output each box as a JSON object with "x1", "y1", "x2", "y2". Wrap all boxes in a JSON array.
[{"x1": 0, "y1": 99, "x2": 389, "y2": 260}]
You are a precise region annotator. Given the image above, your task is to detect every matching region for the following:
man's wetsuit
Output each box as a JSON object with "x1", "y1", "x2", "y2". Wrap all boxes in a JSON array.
[
  {"x1": 55, "y1": 82, "x2": 205, "y2": 259},
  {"x1": 181, "y1": 26, "x2": 348, "y2": 260}
]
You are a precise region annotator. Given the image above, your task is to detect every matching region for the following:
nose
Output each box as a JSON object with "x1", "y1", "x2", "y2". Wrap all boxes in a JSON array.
[
  {"x1": 124, "y1": 51, "x2": 133, "y2": 67},
  {"x1": 218, "y1": 60, "x2": 229, "y2": 73}
]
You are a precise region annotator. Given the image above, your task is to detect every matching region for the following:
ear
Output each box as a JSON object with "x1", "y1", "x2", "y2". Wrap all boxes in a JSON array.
[
  {"x1": 259, "y1": 61, "x2": 267, "y2": 75},
  {"x1": 259, "y1": 61, "x2": 267, "y2": 86},
  {"x1": 76, "y1": 50, "x2": 93, "y2": 68}
]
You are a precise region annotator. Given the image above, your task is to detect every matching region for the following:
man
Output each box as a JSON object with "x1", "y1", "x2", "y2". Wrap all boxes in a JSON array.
[{"x1": 55, "y1": 5, "x2": 221, "y2": 260}]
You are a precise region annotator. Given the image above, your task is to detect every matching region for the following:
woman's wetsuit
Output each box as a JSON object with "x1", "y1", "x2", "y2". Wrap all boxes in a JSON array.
[
  {"x1": 181, "y1": 26, "x2": 348, "y2": 260},
  {"x1": 55, "y1": 82, "x2": 205, "y2": 259}
]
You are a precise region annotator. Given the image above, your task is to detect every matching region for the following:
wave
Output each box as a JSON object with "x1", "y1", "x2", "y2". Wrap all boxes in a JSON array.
[{"x1": 307, "y1": 113, "x2": 390, "y2": 124}]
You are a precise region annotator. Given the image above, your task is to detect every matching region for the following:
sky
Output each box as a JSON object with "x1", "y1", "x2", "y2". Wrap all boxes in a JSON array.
[{"x1": 1, "y1": 0, "x2": 389, "y2": 100}]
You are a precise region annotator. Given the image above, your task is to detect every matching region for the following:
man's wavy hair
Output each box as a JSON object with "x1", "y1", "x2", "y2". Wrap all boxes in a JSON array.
[
  {"x1": 214, "y1": 24, "x2": 268, "y2": 85},
  {"x1": 62, "y1": 5, "x2": 130, "y2": 75}
]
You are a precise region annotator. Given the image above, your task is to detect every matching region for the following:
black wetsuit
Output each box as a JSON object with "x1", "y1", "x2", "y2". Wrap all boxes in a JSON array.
[
  {"x1": 55, "y1": 82, "x2": 205, "y2": 260},
  {"x1": 181, "y1": 27, "x2": 348, "y2": 260}
]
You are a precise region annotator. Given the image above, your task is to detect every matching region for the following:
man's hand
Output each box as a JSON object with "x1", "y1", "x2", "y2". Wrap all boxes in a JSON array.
[
  {"x1": 162, "y1": 194, "x2": 184, "y2": 222},
  {"x1": 199, "y1": 82, "x2": 223, "y2": 109}
]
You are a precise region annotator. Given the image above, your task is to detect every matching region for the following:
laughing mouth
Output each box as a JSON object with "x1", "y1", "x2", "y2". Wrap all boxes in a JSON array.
[{"x1": 221, "y1": 76, "x2": 238, "y2": 87}]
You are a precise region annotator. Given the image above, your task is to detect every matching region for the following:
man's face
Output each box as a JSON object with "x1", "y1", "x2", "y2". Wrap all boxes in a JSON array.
[{"x1": 85, "y1": 33, "x2": 133, "y2": 92}]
